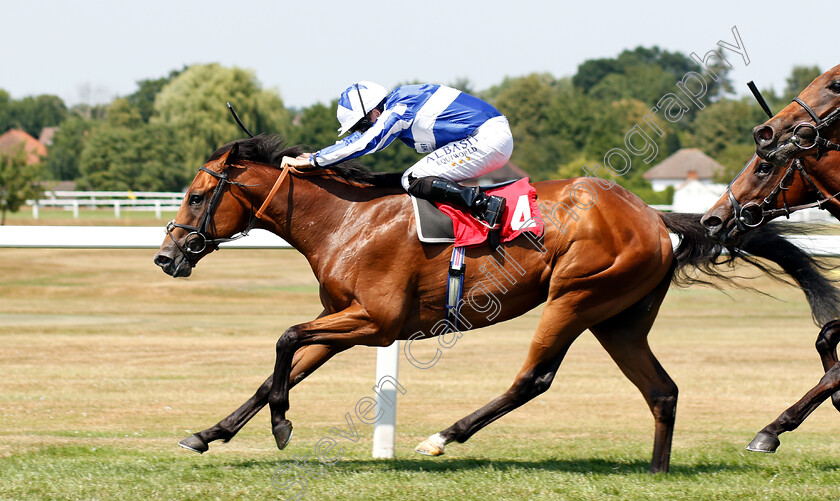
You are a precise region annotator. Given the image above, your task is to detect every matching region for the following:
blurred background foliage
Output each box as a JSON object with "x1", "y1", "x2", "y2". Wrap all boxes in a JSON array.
[{"x1": 0, "y1": 50, "x2": 824, "y2": 204}]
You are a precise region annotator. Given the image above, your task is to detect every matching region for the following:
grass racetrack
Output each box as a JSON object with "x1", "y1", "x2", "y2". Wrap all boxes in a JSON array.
[{"x1": 1, "y1": 247, "x2": 839, "y2": 500}]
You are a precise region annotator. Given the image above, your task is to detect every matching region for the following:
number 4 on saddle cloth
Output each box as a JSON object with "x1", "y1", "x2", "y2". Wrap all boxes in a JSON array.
[
  {"x1": 410, "y1": 178, "x2": 544, "y2": 248},
  {"x1": 410, "y1": 177, "x2": 544, "y2": 332}
]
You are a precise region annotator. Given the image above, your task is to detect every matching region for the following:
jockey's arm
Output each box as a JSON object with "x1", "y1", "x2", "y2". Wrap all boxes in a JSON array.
[{"x1": 310, "y1": 105, "x2": 409, "y2": 168}]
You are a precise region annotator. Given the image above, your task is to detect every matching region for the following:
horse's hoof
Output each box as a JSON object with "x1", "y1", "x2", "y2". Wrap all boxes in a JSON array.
[
  {"x1": 178, "y1": 434, "x2": 208, "y2": 454},
  {"x1": 273, "y1": 420, "x2": 294, "y2": 450},
  {"x1": 746, "y1": 431, "x2": 780, "y2": 453},
  {"x1": 415, "y1": 433, "x2": 446, "y2": 456}
]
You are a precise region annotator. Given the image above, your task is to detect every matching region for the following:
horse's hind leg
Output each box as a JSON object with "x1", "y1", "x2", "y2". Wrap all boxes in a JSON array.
[
  {"x1": 414, "y1": 302, "x2": 585, "y2": 457},
  {"x1": 747, "y1": 362, "x2": 840, "y2": 453},
  {"x1": 179, "y1": 344, "x2": 345, "y2": 453},
  {"x1": 589, "y1": 271, "x2": 675, "y2": 473},
  {"x1": 814, "y1": 319, "x2": 840, "y2": 411}
]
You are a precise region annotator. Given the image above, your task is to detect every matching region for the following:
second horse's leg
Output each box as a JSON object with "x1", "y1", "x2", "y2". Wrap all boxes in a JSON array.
[
  {"x1": 814, "y1": 319, "x2": 840, "y2": 411},
  {"x1": 747, "y1": 363, "x2": 840, "y2": 453}
]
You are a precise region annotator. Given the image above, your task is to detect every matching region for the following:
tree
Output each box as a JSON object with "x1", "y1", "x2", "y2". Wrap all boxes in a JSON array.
[
  {"x1": 105, "y1": 98, "x2": 143, "y2": 129},
  {"x1": 290, "y1": 101, "x2": 340, "y2": 151},
  {"x1": 78, "y1": 123, "x2": 187, "y2": 191},
  {"x1": 43, "y1": 116, "x2": 90, "y2": 181},
  {"x1": 127, "y1": 69, "x2": 184, "y2": 123},
  {"x1": 785, "y1": 65, "x2": 822, "y2": 101},
  {"x1": 6, "y1": 95, "x2": 68, "y2": 137},
  {"x1": 153, "y1": 64, "x2": 292, "y2": 175},
  {"x1": 0, "y1": 145, "x2": 42, "y2": 224},
  {"x1": 0, "y1": 89, "x2": 11, "y2": 132},
  {"x1": 685, "y1": 97, "x2": 766, "y2": 159}
]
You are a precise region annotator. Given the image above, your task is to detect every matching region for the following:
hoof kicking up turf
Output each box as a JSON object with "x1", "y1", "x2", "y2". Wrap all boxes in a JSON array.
[
  {"x1": 273, "y1": 420, "x2": 294, "y2": 450},
  {"x1": 746, "y1": 431, "x2": 780, "y2": 453},
  {"x1": 415, "y1": 433, "x2": 446, "y2": 456},
  {"x1": 179, "y1": 434, "x2": 209, "y2": 454}
]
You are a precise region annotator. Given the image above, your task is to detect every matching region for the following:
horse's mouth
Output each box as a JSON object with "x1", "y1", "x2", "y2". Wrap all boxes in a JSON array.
[
  {"x1": 153, "y1": 251, "x2": 193, "y2": 278},
  {"x1": 759, "y1": 141, "x2": 799, "y2": 167}
]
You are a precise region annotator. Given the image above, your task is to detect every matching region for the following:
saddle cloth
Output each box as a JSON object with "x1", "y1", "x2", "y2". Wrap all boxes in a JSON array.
[{"x1": 411, "y1": 178, "x2": 544, "y2": 247}]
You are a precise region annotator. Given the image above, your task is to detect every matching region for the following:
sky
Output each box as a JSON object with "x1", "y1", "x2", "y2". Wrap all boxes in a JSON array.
[{"x1": 2, "y1": 0, "x2": 836, "y2": 110}]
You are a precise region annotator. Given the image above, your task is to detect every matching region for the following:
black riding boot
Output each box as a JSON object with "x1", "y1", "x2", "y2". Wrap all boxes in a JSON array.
[{"x1": 407, "y1": 176, "x2": 506, "y2": 232}]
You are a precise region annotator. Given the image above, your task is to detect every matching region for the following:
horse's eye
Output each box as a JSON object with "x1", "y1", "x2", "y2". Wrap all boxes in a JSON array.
[
  {"x1": 829, "y1": 81, "x2": 840, "y2": 94},
  {"x1": 189, "y1": 194, "x2": 203, "y2": 206},
  {"x1": 756, "y1": 163, "x2": 774, "y2": 176}
]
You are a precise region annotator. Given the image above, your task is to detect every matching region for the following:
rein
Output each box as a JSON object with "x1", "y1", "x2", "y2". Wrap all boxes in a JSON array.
[{"x1": 165, "y1": 161, "x2": 332, "y2": 267}]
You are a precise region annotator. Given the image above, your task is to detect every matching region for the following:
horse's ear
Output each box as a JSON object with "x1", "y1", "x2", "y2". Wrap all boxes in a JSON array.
[
  {"x1": 208, "y1": 143, "x2": 239, "y2": 172},
  {"x1": 226, "y1": 142, "x2": 239, "y2": 166}
]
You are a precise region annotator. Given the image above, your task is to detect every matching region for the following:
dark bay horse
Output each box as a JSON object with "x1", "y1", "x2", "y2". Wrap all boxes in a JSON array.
[
  {"x1": 154, "y1": 135, "x2": 837, "y2": 473},
  {"x1": 753, "y1": 63, "x2": 840, "y2": 168},
  {"x1": 702, "y1": 64, "x2": 840, "y2": 452}
]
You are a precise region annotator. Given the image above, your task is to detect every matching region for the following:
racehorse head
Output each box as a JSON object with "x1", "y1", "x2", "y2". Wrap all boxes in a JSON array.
[
  {"x1": 154, "y1": 143, "x2": 256, "y2": 277},
  {"x1": 753, "y1": 64, "x2": 840, "y2": 166},
  {"x1": 702, "y1": 150, "x2": 840, "y2": 244}
]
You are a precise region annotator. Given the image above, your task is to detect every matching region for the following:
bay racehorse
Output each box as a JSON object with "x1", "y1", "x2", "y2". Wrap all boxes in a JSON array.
[
  {"x1": 702, "y1": 63, "x2": 840, "y2": 453},
  {"x1": 154, "y1": 134, "x2": 838, "y2": 473},
  {"x1": 753, "y1": 63, "x2": 840, "y2": 169}
]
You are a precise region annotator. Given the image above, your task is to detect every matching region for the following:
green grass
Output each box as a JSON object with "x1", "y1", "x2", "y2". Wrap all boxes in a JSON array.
[
  {"x1": 2, "y1": 248, "x2": 840, "y2": 500},
  {"x1": 4, "y1": 207, "x2": 179, "y2": 226}
]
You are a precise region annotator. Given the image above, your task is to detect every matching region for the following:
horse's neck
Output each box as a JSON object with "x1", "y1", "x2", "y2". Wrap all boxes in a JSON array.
[{"x1": 254, "y1": 171, "x2": 404, "y2": 259}]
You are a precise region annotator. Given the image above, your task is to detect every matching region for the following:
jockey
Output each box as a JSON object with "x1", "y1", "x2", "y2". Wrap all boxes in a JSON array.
[{"x1": 282, "y1": 81, "x2": 513, "y2": 230}]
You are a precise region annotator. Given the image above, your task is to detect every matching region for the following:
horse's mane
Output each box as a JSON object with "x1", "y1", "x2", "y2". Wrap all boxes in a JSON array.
[{"x1": 208, "y1": 134, "x2": 403, "y2": 188}]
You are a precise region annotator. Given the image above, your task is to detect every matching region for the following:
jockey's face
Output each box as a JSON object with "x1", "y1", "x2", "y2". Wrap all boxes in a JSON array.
[{"x1": 350, "y1": 109, "x2": 381, "y2": 134}]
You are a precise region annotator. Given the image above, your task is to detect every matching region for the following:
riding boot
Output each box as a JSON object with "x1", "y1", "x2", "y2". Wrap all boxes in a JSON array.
[{"x1": 407, "y1": 176, "x2": 507, "y2": 230}]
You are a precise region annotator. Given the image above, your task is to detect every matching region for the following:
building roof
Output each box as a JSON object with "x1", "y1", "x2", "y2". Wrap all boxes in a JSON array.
[
  {"x1": 642, "y1": 148, "x2": 723, "y2": 180},
  {"x1": 0, "y1": 129, "x2": 47, "y2": 165}
]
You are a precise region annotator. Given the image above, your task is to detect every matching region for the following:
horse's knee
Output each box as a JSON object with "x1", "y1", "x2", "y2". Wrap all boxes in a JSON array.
[
  {"x1": 276, "y1": 327, "x2": 301, "y2": 353},
  {"x1": 510, "y1": 370, "x2": 555, "y2": 404},
  {"x1": 651, "y1": 388, "x2": 678, "y2": 423},
  {"x1": 816, "y1": 320, "x2": 840, "y2": 354}
]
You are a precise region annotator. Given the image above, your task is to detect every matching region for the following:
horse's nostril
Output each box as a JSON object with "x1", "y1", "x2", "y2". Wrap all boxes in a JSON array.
[
  {"x1": 702, "y1": 215, "x2": 722, "y2": 229},
  {"x1": 755, "y1": 125, "x2": 774, "y2": 143},
  {"x1": 154, "y1": 254, "x2": 172, "y2": 267}
]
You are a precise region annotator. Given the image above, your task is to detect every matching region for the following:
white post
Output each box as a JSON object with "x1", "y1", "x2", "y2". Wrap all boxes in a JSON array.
[
  {"x1": 372, "y1": 341, "x2": 399, "y2": 459},
  {"x1": 114, "y1": 201, "x2": 121, "y2": 219},
  {"x1": 155, "y1": 201, "x2": 162, "y2": 219},
  {"x1": 72, "y1": 200, "x2": 79, "y2": 219},
  {"x1": 32, "y1": 203, "x2": 39, "y2": 220}
]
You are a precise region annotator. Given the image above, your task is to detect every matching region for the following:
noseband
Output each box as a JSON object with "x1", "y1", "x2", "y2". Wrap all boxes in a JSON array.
[
  {"x1": 726, "y1": 156, "x2": 840, "y2": 231},
  {"x1": 784, "y1": 97, "x2": 840, "y2": 159},
  {"x1": 164, "y1": 166, "x2": 257, "y2": 266}
]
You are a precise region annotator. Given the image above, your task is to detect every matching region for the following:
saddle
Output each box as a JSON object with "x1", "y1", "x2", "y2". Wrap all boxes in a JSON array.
[{"x1": 411, "y1": 178, "x2": 543, "y2": 247}]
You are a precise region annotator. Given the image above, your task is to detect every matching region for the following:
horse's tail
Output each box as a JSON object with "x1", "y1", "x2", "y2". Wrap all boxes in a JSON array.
[{"x1": 659, "y1": 212, "x2": 840, "y2": 325}]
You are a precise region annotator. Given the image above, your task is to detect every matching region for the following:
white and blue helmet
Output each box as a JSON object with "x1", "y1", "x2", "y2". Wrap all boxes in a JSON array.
[{"x1": 336, "y1": 81, "x2": 388, "y2": 136}]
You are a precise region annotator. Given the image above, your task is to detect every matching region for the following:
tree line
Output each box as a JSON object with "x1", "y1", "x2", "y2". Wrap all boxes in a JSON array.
[{"x1": 0, "y1": 48, "x2": 823, "y2": 206}]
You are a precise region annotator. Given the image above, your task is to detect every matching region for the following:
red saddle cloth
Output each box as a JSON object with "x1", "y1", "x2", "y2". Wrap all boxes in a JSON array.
[{"x1": 436, "y1": 178, "x2": 544, "y2": 247}]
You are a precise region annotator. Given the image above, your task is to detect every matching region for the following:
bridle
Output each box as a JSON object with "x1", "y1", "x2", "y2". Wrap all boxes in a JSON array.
[
  {"x1": 782, "y1": 97, "x2": 840, "y2": 159},
  {"x1": 164, "y1": 166, "x2": 259, "y2": 266},
  {"x1": 726, "y1": 155, "x2": 840, "y2": 231},
  {"x1": 724, "y1": 85, "x2": 840, "y2": 231},
  {"x1": 164, "y1": 160, "x2": 319, "y2": 268}
]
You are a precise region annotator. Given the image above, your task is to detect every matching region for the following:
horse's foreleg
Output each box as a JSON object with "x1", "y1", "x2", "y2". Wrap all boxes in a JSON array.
[
  {"x1": 814, "y1": 319, "x2": 840, "y2": 412},
  {"x1": 747, "y1": 362, "x2": 840, "y2": 453},
  {"x1": 415, "y1": 304, "x2": 582, "y2": 458},
  {"x1": 268, "y1": 303, "x2": 385, "y2": 450},
  {"x1": 179, "y1": 344, "x2": 344, "y2": 453}
]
